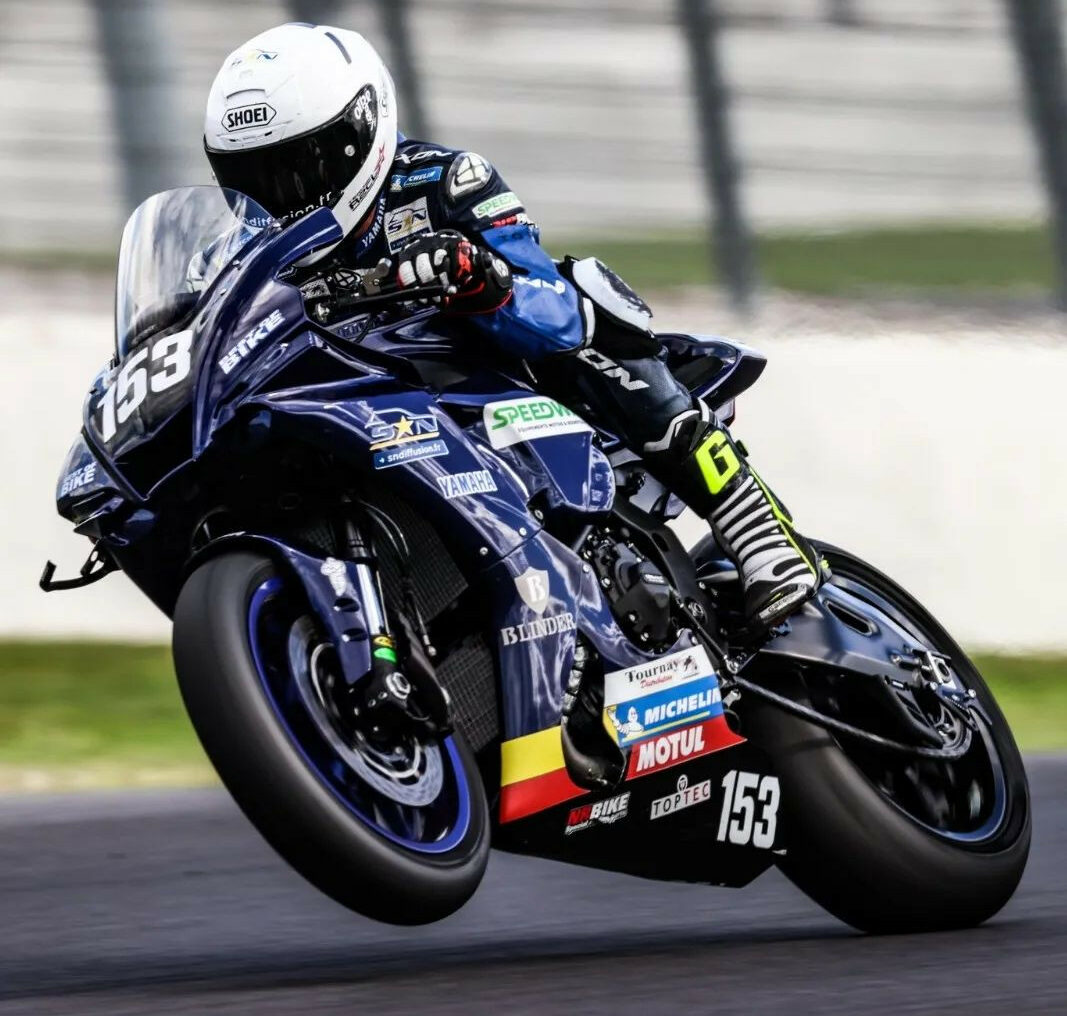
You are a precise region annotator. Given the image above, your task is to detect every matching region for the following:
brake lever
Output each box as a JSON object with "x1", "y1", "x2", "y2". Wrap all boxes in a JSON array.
[{"x1": 332, "y1": 280, "x2": 452, "y2": 313}]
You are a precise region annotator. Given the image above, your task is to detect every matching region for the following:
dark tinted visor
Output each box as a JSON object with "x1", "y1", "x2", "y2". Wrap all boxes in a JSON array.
[{"x1": 206, "y1": 84, "x2": 378, "y2": 220}]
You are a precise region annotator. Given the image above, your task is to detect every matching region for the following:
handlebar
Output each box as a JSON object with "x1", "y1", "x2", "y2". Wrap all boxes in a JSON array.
[{"x1": 303, "y1": 255, "x2": 454, "y2": 324}]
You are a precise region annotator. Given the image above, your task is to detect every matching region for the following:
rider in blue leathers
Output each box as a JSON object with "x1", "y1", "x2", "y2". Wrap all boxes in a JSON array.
[{"x1": 203, "y1": 24, "x2": 822, "y2": 629}]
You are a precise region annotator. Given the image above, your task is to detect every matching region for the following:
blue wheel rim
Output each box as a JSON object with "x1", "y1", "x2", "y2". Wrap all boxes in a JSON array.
[{"x1": 248, "y1": 577, "x2": 471, "y2": 854}]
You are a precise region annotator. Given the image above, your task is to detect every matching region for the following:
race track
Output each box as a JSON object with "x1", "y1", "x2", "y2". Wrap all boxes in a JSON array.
[{"x1": 1, "y1": 758, "x2": 1064, "y2": 1015}]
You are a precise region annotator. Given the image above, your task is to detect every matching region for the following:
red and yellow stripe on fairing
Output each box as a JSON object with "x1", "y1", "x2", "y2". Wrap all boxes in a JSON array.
[{"x1": 499, "y1": 725, "x2": 585, "y2": 824}]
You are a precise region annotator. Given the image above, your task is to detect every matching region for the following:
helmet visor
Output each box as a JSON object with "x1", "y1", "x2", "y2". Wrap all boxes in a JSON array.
[{"x1": 205, "y1": 84, "x2": 379, "y2": 220}]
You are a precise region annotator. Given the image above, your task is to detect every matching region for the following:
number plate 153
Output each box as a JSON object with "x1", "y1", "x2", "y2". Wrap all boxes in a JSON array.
[
  {"x1": 716, "y1": 769, "x2": 781, "y2": 849},
  {"x1": 96, "y1": 331, "x2": 194, "y2": 441}
]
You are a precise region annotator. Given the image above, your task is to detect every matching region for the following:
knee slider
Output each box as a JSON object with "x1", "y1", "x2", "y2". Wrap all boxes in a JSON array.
[{"x1": 560, "y1": 256, "x2": 662, "y2": 358}]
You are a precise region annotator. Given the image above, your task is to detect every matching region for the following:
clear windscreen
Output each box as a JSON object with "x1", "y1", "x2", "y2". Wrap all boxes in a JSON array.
[{"x1": 114, "y1": 186, "x2": 272, "y2": 358}]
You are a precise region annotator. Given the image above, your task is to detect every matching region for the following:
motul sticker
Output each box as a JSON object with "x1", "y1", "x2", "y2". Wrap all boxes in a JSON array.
[{"x1": 625, "y1": 718, "x2": 743, "y2": 780}]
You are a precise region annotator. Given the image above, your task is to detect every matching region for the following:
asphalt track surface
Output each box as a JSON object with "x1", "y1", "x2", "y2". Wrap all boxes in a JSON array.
[{"x1": 0, "y1": 759, "x2": 1064, "y2": 1015}]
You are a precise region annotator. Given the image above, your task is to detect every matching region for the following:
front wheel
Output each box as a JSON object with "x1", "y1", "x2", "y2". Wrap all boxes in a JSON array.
[
  {"x1": 172, "y1": 550, "x2": 490, "y2": 925},
  {"x1": 744, "y1": 542, "x2": 1031, "y2": 934}
]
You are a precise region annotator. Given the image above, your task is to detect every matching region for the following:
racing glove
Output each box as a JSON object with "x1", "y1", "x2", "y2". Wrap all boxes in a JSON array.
[{"x1": 396, "y1": 230, "x2": 512, "y2": 312}]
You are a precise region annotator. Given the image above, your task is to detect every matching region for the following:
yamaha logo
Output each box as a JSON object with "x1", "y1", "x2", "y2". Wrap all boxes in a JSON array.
[{"x1": 223, "y1": 103, "x2": 277, "y2": 132}]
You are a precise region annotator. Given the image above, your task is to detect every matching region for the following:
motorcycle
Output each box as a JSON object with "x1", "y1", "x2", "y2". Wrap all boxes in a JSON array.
[{"x1": 45, "y1": 186, "x2": 1030, "y2": 930}]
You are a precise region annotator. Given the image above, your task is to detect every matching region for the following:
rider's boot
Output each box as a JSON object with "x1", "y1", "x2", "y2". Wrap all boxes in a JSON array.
[
  {"x1": 642, "y1": 400, "x2": 823, "y2": 629},
  {"x1": 539, "y1": 256, "x2": 822, "y2": 630}
]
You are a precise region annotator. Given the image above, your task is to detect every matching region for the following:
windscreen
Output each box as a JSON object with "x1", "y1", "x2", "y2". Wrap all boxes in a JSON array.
[{"x1": 114, "y1": 186, "x2": 272, "y2": 359}]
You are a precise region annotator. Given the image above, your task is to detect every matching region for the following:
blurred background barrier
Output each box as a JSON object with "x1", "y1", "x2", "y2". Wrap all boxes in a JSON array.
[
  {"x1": 2, "y1": 0, "x2": 1065, "y2": 655},
  {"x1": 4, "y1": 1, "x2": 1067, "y2": 270},
  {"x1": 10, "y1": 284, "x2": 1066, "y2": 650}
]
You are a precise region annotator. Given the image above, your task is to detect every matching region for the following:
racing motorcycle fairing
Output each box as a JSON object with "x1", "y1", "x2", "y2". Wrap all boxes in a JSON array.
[
  {"x1": 54, "y1": 189, "x2": 783, "y2": 889},
  {"x1": 658, "y1": 332, "x2": 767, "y2": 412}
]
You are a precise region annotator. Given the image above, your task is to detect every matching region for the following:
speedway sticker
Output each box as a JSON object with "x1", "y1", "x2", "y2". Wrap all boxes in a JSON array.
[
  {"x1": 482, "y1": 396, "x2": 592, "y2": 450},
  {"x1": 472, "y1": 190, "x2": 522, "y2": 219},
  {"x1": 565, "y1": 792, "x2": 630, "y2": 835},
  {"x1": 606, "y1": 676, "x2": 722, "y2": 748},
  {"x1": 649, "y1": 772, "x2": 712, "y2": 821},
  {"x1": 603, "y1": 645, "x2": 714, "y2": 706}
]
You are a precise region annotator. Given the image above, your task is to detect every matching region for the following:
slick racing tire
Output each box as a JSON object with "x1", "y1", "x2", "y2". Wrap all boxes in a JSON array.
[
  {"x1": 173, "y1": 550, "x2": 490, "y2": 925},
  {"x1": 743, "y1": 543, "x2": 1031, "y2": 934}
]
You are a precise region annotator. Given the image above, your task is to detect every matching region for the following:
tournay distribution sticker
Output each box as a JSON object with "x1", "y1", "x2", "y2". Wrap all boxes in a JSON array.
[{"x1": 603, "y1": 645, "x2": 714, "y2": 706}]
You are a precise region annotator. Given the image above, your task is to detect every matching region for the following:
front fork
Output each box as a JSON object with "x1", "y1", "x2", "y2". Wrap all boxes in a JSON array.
[{"x1": 336, "y1": 507, "x2": 452, "y2": 738}]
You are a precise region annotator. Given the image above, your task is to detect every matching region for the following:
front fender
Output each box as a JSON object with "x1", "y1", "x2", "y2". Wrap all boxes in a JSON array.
[{"x1": 184, "y1": 532, "x2": 373, "y2": 686}]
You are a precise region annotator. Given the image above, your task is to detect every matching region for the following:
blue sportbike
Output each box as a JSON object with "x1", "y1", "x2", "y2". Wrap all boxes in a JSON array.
[{"x1": 46, "y1": 187, "x2": 1029, "y2": 930}]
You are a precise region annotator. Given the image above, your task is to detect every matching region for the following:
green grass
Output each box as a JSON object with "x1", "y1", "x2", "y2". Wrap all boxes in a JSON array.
[
  {"x1": 552, "y1": 222, "x2": 1056, "y2": 296},
  {"x1": 0, "y1": 642, "x2": 1062, "y2": 791},
  {"x1": 0, "y1": 642, "x2": 210, "y2": 792},
  {"x1": 4, "y1": 221, "x2": 1056, "y2": 298},
  {"x1": 971, "y1": 653, "x2": 1067, "y2": 753}
]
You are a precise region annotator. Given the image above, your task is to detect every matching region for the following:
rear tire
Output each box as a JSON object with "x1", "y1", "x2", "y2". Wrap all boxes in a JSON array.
[
  {"x1": 744, "y1": 543, "x2": 1031, "y2": 933},
  {"x1": 173, "y1": 550, "x2": 490, "y2": 925}
]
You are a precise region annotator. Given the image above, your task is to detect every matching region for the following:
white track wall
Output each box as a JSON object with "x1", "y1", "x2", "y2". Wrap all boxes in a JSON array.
[{"x1": 5, "y1": 298, "x2": 1066, "y2": 650}]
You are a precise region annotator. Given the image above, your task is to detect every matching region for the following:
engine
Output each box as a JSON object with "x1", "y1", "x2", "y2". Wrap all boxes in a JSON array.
[{"x1": 581, "y1": 528, "x2": 677, "y2": 649}]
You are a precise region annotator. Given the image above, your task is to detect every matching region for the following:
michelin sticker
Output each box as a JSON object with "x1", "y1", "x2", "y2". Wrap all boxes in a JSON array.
[
  {"x1": 483, "y1": 396, "x2": 592, "y2": 450},
  {"x1": 603, "y1": 646, "x2": 720, "y2": 747},
  {"x1": 607, "y1": 677, "x2": 723, "y2": 748}
]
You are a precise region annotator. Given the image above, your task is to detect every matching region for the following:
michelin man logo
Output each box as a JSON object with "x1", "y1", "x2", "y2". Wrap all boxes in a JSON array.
[{"x1": 320, "y1": 558, "x2": 350, "y2": 598}]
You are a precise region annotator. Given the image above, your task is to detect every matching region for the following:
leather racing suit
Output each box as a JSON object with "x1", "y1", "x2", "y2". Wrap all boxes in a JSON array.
[{"x1": 300, "y1": 136, "x2": 822, "y2": 629}]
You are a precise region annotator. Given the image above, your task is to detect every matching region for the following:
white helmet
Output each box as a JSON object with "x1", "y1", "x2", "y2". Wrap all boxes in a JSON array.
[{"x1": 204, "y1": 23, "x2": 397, "y2": 240}]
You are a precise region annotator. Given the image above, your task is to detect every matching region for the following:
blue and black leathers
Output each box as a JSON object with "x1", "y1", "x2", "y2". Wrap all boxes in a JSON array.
[
  {"x1": 318, "y1": 137, "x2": 586, "y2": 359},
  {"x1": 313, "y1": 137, "x2": 694, "y2": 447},
  {"x1": 315, "y1": 136, "x2": 822, "y2": 628}
]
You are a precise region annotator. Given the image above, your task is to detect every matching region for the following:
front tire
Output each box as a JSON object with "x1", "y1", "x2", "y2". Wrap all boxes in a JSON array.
[
  {"x1": 173, "y1": 550, "x2": 490, "y2": 925},
  {"x1": 745, "y1": 543, "x2": 1031, "y2": 933}
]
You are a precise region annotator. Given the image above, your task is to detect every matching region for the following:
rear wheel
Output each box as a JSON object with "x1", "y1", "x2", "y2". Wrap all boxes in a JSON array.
[
  {"x1": 173, "y1": 550, "x2": 490, "y2": 925},
  {"x1": 744, "y1": 543, "x2": 1031, "y2": 933}
]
